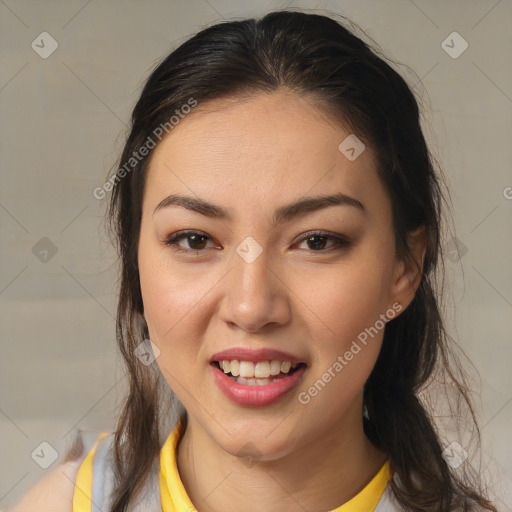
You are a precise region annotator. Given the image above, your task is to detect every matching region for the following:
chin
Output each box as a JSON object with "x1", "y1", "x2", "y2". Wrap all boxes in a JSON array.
[{"x1": 215, "y1": 427, "x2": 300, "y2": 464}]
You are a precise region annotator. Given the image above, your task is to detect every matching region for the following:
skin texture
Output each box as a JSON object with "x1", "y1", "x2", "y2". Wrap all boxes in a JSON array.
[
  {"x1": 138, "y1": 90, "x2": 425, "y2": 512},
  {"x1": 9, "y1": 461, "x2": 80, "y2": 511}
]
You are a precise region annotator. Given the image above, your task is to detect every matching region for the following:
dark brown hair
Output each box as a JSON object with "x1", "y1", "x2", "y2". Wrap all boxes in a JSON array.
[{"x1": 103, "y1": 9, "x2": 495, "y2": 511}]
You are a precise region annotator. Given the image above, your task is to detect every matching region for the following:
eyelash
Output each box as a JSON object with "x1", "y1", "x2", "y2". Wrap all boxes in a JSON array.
[{"x1": 163, "y1": 230, "x2": 350, "y2": 255}]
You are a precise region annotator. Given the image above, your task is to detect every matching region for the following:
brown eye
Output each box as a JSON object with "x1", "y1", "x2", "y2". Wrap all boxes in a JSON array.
[
  {"x1": 296, "y1": 231, "x2": 350, "y2": 252},
  {"x1": 164, "y1": 231, "x2": 216, "y2": 253}
]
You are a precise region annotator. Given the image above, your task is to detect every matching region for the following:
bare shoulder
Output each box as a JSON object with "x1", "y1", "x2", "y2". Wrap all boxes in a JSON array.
[
  {"x1": 8, "y1": 429, "x2": 96, "y2": 512},
  {"x1": 8, "y1": 460, "x2": 80, "y2": 512}
]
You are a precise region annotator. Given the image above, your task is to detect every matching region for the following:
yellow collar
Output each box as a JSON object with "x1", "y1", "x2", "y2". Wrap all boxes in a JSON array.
[{"x1": 159, "y1": 419, "x2": 391, "y2": 512}]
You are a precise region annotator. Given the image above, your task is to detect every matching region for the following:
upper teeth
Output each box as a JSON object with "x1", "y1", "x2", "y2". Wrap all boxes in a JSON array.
[{"x1": 218, "y1": 360, "x2": 298, "y2": 378}]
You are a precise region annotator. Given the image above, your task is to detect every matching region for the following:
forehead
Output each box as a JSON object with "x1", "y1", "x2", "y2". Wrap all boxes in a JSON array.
[{"x1": 144, "y1": 91, "x2": 388, "y2": 220}]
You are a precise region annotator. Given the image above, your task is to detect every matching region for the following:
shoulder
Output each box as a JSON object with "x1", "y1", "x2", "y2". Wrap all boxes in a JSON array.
[
  {"x1": 9, "y1": 429, "x2": 109, "y2": 512},
  {"x1": 9, "y1": 460, "x2": 81, "y2": 512}
]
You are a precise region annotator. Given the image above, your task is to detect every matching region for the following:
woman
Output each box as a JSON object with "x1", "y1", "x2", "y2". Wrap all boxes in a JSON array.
[{"x1": 12, "y1": 9, "x2": 496, "y2": 512}]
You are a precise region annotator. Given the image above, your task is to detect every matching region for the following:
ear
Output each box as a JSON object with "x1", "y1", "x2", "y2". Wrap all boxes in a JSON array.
[{"x1": 389, "y1": 225, "x2": 426, "y2": 314}]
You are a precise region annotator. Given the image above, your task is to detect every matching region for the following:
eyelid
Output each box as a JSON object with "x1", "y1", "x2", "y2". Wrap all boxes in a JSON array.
[
  {"x1": 163, "y1": 229, "x2": 351, "y2": 255},
  {"x1": 163, "y1": 230, "x2": 218, "y2": 253},
  {"x1": 293, "y1": 230, "x2": 351, "y2": 252},
  {"x1": 294, "y1": 230, "x2": 350, "y2": 244}
]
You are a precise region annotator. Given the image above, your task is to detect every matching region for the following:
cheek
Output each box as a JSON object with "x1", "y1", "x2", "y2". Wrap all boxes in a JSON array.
[
  {"x1": 137, "y1": 245, "x2": 211, "y2": 379},
  {"x1": 299, "y1": 240, "x2": 395, "y2": 402},
  {"x1": 298, "y1": 267, "x2": 388, "y2": 424},
  {"x1": 304, "y1": 258, "x2": 393, "y2": 347},
  {"x1": 138, "y1": 234, "x2": 209, "y2": 332}
]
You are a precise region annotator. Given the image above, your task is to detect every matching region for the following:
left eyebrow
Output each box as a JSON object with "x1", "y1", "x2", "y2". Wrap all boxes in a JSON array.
[
  {"x1": 272, "y1": 193, "x2": 366, "y2": 223},
  {"x1": 153, "y1": 192, "x2": 366, "y2": 224}
]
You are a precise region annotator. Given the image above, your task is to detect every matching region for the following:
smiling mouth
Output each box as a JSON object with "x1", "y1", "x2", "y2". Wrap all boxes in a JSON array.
[{"x1": 211, "y1": 360, "x2": 306, "y2": 386}]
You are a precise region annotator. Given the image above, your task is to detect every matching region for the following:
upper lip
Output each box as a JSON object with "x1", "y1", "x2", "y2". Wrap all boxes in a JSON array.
[{"x1": 210, "y1": 347, "x2": 307, "y2": 366}]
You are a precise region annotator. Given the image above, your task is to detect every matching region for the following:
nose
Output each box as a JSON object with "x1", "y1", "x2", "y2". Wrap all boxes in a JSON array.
[{"x1": 219, "y1": 245, "x2": 291, "y2": 333}]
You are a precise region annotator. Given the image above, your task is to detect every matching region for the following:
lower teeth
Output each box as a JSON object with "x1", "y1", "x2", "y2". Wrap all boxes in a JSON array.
[{"x1": 228, "y1": 372, "x2": 293, "y2": 386}]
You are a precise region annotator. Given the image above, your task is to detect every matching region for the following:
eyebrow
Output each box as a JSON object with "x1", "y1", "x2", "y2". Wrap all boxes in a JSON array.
[{"x1": 153, "y1": 192, "x2": 366, "y2": 224}]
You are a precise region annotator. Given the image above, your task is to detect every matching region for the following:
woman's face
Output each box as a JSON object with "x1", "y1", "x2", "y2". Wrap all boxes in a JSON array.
[{"x1": 138, "y1": 91, "x2": 416, "y2": 459}]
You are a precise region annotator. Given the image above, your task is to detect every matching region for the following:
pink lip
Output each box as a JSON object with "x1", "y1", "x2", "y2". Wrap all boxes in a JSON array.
[
  {"x1": 211, "y1": 363, "x2": 307, "y2": 407},
  {"x1": 210, "y1": 347, "x2": 306, "y2": 365}
]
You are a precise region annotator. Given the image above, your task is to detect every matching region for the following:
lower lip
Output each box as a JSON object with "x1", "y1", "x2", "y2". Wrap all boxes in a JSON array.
[{"x1": 211, "y1": 363, "x2": 307, "y2": 407}]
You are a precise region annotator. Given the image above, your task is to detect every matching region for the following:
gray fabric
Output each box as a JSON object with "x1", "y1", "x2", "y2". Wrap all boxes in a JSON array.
[
  {"x1": 92, "y1": 434, "x2": 162, "y2": 512},
  {"x1": 62, "y1": 430, "x2": 113, "y2": 512},
  {"x1": 76, "y1": 430, "x2": 105, "y2": 463},
  {"x1": 374, "y1": 484, "x2": 403, "y2": 511},
  {"x1": 91, "y1": 433, "x2": 114, "y2": 512}
]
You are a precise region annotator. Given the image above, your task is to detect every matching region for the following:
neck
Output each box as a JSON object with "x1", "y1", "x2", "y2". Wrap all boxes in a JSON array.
[{"x1": 175, "y1": 403, "x2": 387, "y2": 512}]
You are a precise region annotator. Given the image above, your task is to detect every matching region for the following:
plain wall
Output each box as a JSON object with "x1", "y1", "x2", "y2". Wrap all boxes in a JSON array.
[{"x1": 1, "y1": 0, "x2": 511, "y2": 508}]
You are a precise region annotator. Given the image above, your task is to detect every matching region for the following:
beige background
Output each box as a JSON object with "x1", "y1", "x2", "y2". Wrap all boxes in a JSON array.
[{"x1": 1, "y1": 0, "x2": 511, "y2": 509}]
